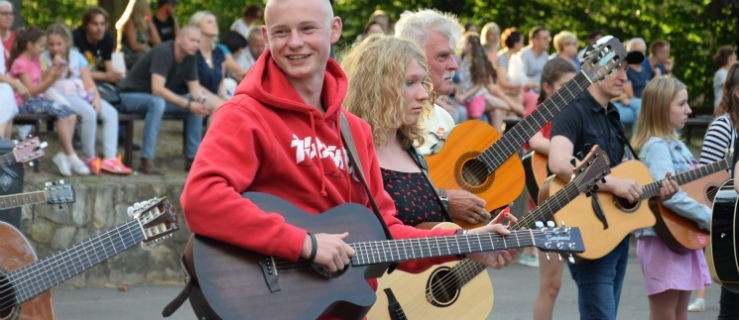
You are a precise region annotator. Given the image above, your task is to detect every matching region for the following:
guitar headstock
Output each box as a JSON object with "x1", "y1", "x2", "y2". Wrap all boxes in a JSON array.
[
  {"x1": 44, "y1": 180, "x2": 75, "y2": 204},
  {"x1": 532, "y1": 226, "x2": 585, "y2": 253},
  {"x1": 571, "y1": 145, "x2": 611, "y2": 196},
  {"x1": 127, "y1": 197, "x2": 178, "y2": 244},
  {"x1": 12, "y1": 137, "x2": 47, "y2": 164},
  {"x1": 581, "y1": 36, "x2": 628, "y2": 83}
]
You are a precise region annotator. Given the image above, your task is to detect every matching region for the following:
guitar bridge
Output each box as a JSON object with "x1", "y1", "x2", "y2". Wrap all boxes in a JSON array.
[{"x1": 258, "y1": 257, "x2": 281, "y2": 293}]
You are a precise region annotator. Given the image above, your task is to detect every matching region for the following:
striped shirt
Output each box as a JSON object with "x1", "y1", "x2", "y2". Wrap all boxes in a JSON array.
[{"x1": 698, "y1": 114, "x2": 736, "y2": 172}]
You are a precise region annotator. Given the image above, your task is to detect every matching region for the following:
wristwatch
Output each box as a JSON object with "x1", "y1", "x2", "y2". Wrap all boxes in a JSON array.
[{"x1": 438, "y1": 188, "x2": 449, "y2": 209}]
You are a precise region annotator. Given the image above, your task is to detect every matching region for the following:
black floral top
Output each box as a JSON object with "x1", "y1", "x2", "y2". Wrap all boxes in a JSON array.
[{"x1": 380, "y1": 168, "x2": 446, "y2": 226}]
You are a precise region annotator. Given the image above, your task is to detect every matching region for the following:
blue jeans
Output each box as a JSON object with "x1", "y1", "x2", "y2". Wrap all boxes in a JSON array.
[
  {"x1": 118, "y1": 92, "x2": 165, "y2": 159},
  {"x1": 612, "y1": 98, "x2": 641, "y2": 127},
  {"x1": 164, "y1": 97, "x2": 204, "y2": 159},
  {"x1": 568, "y1": 237, "x2": 630, "y2": 320}
]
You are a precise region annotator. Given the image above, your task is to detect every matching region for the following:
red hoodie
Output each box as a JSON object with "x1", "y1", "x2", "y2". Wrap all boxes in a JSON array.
[{"x1": 181, "y1": 51, "x2": 458, "y2": 279}]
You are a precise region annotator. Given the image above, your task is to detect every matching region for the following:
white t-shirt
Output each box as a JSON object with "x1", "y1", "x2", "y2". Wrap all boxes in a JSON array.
[{"x1": 417, "y1": 104, "x2": 456, "y2": 156}]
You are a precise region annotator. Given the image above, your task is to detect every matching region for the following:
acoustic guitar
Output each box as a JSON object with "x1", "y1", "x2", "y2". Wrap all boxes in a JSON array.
[
  {"x1": 706, "y1": 179, "x2": 739, "y2": 293},
  {"x1": 649, "y1": 158, "x2": 729, "y2": 253},
  {"x1": 368, "y1": 146, "x2": 610, "y2": 320},
  {"x1": 547, "y1": 158, "x2": 729, "y2": 260},
  {"x1": 0, "y1": 181, "x2": 75, "y2": 211},
  {"x1": 0, "y1": 197, "x2": 177, "y2": 319},
  {"x1": 425, "y1": 37, "x2": 626, "y2": 229},
  {"x1": 522, "y1": 151, "x2": 549, "y2": 205},
  {"x1": 184, "y1": 192, "x2": 585, "y2": 320}
]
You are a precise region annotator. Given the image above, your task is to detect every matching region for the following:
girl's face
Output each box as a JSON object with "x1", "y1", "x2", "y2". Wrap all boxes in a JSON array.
[
  {"x1": 27, "y1": 36, "x2": 47, "y2": 57},
  {"x1": 402, "y1": 58, "x2": 430, "y2": 127},
  {"x1": 669, "y1": 89, "x2": 692, "y2": 130},
  {"x1": 47, "y1": 34, "x2": 68, "y2": 57}
]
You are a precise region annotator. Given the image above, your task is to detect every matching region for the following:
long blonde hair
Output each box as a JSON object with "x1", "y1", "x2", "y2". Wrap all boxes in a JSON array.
[
  {"x1": 342, "y1": 35, "x2": 431, "y2": 149},
  {"x1": 631, "y1": 76, "x2": 687, "y2": 152}
]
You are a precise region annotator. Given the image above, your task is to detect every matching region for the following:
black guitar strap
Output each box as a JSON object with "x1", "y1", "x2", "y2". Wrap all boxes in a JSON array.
[{"x1": 339, "y1": 112, "x2": 398, "y2": 273}]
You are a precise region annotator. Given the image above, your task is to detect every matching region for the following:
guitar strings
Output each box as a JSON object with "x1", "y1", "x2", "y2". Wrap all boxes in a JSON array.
[{"x1": 0, "y1": 219, "x2": 143, "y2": 310}]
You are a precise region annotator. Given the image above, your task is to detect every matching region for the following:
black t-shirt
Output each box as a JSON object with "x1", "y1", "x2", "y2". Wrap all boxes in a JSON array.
[
  {"x1": 550, "y1": 91, "x2": 627, "y2": 166},
  {"x1": 73, "y1": 28, "x2": 114, "y2": 73},
  {"x1": 117, "y1": 41, "x2": 197, "y2": 93},
  {"x1": 153, "y1": 15, "x2": 176, "y2": 43}
]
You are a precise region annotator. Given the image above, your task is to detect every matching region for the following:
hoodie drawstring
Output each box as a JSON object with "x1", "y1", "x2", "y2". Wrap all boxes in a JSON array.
[{"x1": 310, "y1": 113, "x2": 328, "y2": 197}]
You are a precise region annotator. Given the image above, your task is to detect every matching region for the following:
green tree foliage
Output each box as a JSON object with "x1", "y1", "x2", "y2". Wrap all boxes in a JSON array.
[{"x1": 22, "y1": 0, "x2": 98, "y2": 29}]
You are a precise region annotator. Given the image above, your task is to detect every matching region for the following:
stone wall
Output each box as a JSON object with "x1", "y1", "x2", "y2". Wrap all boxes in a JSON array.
[{"x1": 20, "y1": 176, "x2": 191, "y2": 288}]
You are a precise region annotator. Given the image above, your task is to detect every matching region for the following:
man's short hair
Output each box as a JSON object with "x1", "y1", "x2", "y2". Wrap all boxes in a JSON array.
[
  {"x1": 394, "y1": 9, "x2": 462, "y2": 51},
  {"x1": 553, "y1": 30, "x2": 576, "y2": 53},
  {"x1": 626, "y1": 37, "x2": 646, "y2": 52},
  {"x1": 82, "y1": 6, "x2": 108, "y2": 28},
  {"x1": 528, "y1": 26, "x2": 548, "y2": 41},
  {"x1": 649, "y1": 39, "x2": 669, "y2": 54}
]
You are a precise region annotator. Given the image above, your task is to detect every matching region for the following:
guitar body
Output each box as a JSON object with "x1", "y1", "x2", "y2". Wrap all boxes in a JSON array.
[
  {"x1": 0, "y1": 222, "x2": 54, "y2": 320},
  {"x1": 367, "y1": 222, "x2": 493, "y2": 320},
  {"x1": 706, "y1": 180, "x2": 739, "y2": 293},
  {"x1": 545, "y1": 160, "x2": 656, "y2": 260},
  {"x1": 649, "y1": 199, "x2": 709, "y2": 253},
  {"x1": 522, "y1": 151, "x2": 549, "y2": 205},
  {"x1": 192, "y1": 192, "x2": 390, "y2": 320},
  {"x1": 683, "y1": 169, "x2": 729, "y2": 208},
  {"x1": 426, "y1": 120, "x2": 525, "y2": 228}
]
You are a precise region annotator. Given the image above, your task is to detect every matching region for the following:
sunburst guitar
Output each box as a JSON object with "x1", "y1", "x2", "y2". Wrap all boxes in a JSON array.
[
  {"x1": 426, "y1": 36, "x2": 627, "y2": 229},
  {"x1": 649, "y1": 158, "x2": 729, "y2": 253}
]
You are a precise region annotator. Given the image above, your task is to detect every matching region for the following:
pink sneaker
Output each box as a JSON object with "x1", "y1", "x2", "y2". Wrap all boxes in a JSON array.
[
  {"x1": 101, "y1": 156, "x2": 132, "y2": 175},
  {"x1": 85, "y1": 156, "x2": 101, "y2": 175}
]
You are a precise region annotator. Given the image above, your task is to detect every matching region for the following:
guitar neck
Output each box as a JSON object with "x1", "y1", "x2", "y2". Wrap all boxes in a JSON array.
[
  {"x1": 7, "y1": 219, "x2": 145, "y2": 303},
  {"x1": 513, "y1": 182, "x2": 581, "y2": 230},
  {"x1": 350, "y1": 230, "x2": 539, "y2": 266},
  {"x1": 0, "y1": 191, "x2": 48, "y2": 210},
  {"x1": 478, "y1": 72, "x2": 591, "y2": 169},
  {"x1": 641, "y1": 159, "x2": 729, "y2": 199}
]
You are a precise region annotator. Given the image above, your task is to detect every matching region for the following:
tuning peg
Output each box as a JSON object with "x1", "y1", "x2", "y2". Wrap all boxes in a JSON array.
[
  {"x1": 568, "y1": 254, "x2": 575, "y2": 264},
  {"x1": 545, "y1": 252, "x2": 551, "y2": 261},
  {"x1": 592, "y1": 185, "x2": 599, "y2": 191},
  {"x1": 535, "y1": 221, "x2": 544, "y2": 229},
  {"x1": 569, "y1": 158, "x2": 577, "y2": 167},
  {"x1": 601, "y1": 178, "x2": 606, "y2": 183},
  {"x1": 38, "y1": 141, "x2": 48, "y2": 150},
  {"x1": 546, "y1": 221, "x2": 555, "y2": 228},
  {"x1": 557, "y1": 253, "x2": 563, "y2": 262}
]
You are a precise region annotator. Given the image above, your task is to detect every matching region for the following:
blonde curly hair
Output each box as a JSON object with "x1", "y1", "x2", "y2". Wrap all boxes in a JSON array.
[{"x1": 342, "y1": 35, "x2": 432, "y2": 149}]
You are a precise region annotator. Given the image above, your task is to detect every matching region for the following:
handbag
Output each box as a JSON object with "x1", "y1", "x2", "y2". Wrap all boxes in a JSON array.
[{"x1": 96, "y1": 82, "x2": 122, "y2": 107}]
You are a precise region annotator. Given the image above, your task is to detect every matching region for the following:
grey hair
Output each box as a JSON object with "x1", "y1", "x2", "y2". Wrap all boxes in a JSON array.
[
  {"x1": 0, "y1": 0, "x2": 11, "y2": 10},
  {"x1": 626, "y1": 37, "x2": 646, "y2": 51},
  {"x1": 394, "y1": 9, "x2": 462, "y2": 51}
]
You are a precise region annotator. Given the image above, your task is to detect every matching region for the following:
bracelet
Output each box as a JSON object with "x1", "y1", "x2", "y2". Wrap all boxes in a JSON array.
[
  {"x1": 438, "y1": 188, "x2": 449, "y2": 208},
  {"x1": 307, "y1": 232, "x2": 317, "y2": 263},
  {"x1": 186, "y1": 98, "x2": 192, "y2": 111}
]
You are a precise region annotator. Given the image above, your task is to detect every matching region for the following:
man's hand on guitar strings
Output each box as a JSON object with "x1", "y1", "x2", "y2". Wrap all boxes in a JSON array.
[
  {"x1": 302, "y1": 232, "x2": 355, "y2": 273},
  {"x1": 446, "y1": 189, "x2": 490, "y2": 224}
]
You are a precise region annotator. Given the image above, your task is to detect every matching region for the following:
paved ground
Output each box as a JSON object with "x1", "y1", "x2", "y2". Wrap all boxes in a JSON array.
[{"x1": 51, "y1": 245, "x2": 721, "y2": 319}]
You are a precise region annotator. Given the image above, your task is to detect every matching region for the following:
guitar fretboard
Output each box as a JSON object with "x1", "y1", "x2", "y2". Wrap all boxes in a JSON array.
[
  {"x1": 0, "y1": 191, "x2": 47, "y2": 210},
  {"x1": 477, "y1": 72, "x2": 592, "y2": 170},
  {"x1": 641, "y1": 158, "x2": 729, "y2": 199},
  {"x1": 350, "y1": 230, "x2": 539, "y2": 266},
  {"x1": 4, "y1": 219, "x2": 145, "y2": 304}
]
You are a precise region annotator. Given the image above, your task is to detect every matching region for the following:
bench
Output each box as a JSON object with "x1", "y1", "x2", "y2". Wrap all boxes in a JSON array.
[
  {"x1": 683, "y1": 115, "x2": 713, "y2": 146},
  {"x1": 13, "y1": 113, "x2": 189, "y2": 172}
]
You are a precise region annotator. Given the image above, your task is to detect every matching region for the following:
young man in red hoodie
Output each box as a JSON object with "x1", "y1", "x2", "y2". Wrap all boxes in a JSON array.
[{"x1": 180, "y1": 0, "x2": 515, "y2": 313}]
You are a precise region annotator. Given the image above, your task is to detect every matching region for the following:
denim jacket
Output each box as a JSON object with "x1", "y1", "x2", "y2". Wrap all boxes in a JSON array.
[{"x1": 635, "y1": 136, "x2": 711, "y2": 238}]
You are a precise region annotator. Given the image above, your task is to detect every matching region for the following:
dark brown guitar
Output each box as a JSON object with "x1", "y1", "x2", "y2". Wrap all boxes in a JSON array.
[
  {"x1": 185, "y1": 192, "x2": 585, "y2": 320},
  {"x1": 0, "y1": 198, "x2": 177, "y2": 320}
]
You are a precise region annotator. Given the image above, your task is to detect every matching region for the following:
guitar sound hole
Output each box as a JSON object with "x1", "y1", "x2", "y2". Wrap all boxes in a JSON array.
[
  {"x1": 461, "y1": 159, "x2": 490, "y2": 187},
  {"x1": 425, "y1": 267, "x2": 460, "y2": 307},
  {"x1": 706, "y1": 186, "x2": 718, "y2": 202},
  {"x1": 614, "y1": 197, "x2": 639, "y2": 212},
  {"x1": 0, "y1": 274, "x2": 17, "y2": 318}
]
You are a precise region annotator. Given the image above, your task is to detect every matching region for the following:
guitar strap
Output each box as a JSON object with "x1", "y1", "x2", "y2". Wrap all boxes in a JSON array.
[{"x1": 406, "y1": 145, "x2": 453, "y2": 222}]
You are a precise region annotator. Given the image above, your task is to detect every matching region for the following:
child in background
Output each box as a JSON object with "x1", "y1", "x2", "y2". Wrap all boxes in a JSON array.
[
  {"x1": 9, "y1": 26, "x2": 80, "y2": 176},
  {"x1": 43, "y1": 23, "x2": 131, "y2": 175}
]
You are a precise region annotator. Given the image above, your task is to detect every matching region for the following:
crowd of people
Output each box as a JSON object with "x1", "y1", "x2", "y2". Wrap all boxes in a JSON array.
[{"x1": 2, "y1": 0, "x2": 738, "y2": 319}]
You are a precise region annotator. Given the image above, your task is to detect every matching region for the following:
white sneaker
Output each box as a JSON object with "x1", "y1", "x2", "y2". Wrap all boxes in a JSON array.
[
  {"x1": 687, "y1": 298, "x2": 705, "y2": 312},
  {"x1": 52, "y1": 153, "x2": 72, "y2": 177},
  {"x1": 68, "y1": 153, "x2": 90, "y2": 175}
]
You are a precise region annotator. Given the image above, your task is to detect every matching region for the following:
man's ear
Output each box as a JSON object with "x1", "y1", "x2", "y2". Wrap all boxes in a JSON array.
[{"x1": 330, "y1": 16, "x2": 342, "y2": 45}]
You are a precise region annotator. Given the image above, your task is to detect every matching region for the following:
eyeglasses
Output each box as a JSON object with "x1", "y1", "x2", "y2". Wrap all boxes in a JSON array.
[{"x1": 0, "y1": 11, "x2": 13, "y2": 16}]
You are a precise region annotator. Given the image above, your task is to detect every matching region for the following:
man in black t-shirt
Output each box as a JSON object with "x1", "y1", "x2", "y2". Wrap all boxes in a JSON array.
[
  {"x1": 73, "y1": 7, "x2": 122, "y2": 84},
  {"x1": 153, "y1": 0, "x2": 179, "y2": 43},
  {"x1": 118, "y1": 26, "x2": 208, "y2": 173}
]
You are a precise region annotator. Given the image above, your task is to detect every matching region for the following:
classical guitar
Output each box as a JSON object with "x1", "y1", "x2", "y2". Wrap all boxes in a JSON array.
[
  {"x1": 425, "y1": 37, "x2": 626, "y2": 229},
  {"x1": 0, "y1": 197, "x2": 177, "y2": 319},
  {"x1": 368, "y1": 146, "x2": 609, "y2": 320},
  {"x1": 185, "y1": 192, "x2": 585, "y2": 320},
  {"x1": 706, "y1": 179, "x2": 739, "y2": 293},
  {"x1": 649, "y1": 158, "x2": 730, "y2": 253},
  {"x1": 0, "y1": 137, "x2": 46, "y2": 168},
  {"x1": 0, "y1": 181, "x2": 75, "y2": 211},
  {"x1": 547, "y1": 158, "x2": 729, "y2": 260},
  {"x1": 522, "y1": 151, "x2": 549, "y2": 205}
]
